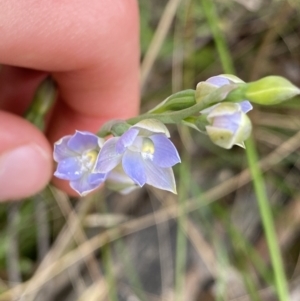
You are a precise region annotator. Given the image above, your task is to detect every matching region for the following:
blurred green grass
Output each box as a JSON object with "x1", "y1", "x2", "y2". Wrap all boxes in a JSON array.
[{"x1": 1, "y1": 0, "x2": 300, "y2": 300}]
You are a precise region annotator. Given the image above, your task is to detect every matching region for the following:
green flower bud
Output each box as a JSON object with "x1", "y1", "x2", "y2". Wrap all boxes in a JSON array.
[
  {"x1": 97, "y1": 119, "x2": 131, "y2": 137},
  {"x1": 149, "y1": 90, "x2": 196, "y2": 114},
  {"x1": 242, "y1": 76, "x2": 300, "y2": 105},
  {"x1": 195, "y1": 75, "x2": 242, "y2": 105},
  {"x1": 195, "y1": 81, "x2": 218, "y2": 103}
]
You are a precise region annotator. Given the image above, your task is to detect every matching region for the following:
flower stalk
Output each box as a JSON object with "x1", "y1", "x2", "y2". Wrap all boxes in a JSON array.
[
  {"x1": 54, "y1": 74, "x2": 300, "y2": 197},
  {"x1": 246, "y1": 136, "x2": 290, "y2": 301}
]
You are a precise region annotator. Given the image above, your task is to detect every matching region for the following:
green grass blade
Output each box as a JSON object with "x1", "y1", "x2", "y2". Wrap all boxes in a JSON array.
[
  {"x1": 202, "y1": 1, "x2": 290, "y2": 299},
  {"x1": 175, "y1": 153, "x2": 189, "y2": 301},
  {"x1": 245, "y1": 136, "x2": 290, "y2": 301}
]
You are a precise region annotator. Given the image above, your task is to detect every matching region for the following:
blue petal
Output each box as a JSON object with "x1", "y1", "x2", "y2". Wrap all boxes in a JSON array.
[
  {"x1": 239, "y1": 101, "x2": 253, "y2": 113},
  {"x1": 206, "y1": 76, "x2": 231, "y2": 87},
  {"x1": 68, "y1": 131, "x2": 99, "y2": 154},
  {"x1": 116, "y1": 128, "x2": 139, "y2": 154},
  {"x1": 106, "y1": 165, "x2": 138, "y2": 194},
  {"x1": 150, "y1": 134, "x2": 181, "y2": 168},
  {"x1": 70, "y1": 173, "x2": 103, "y2": 196},
  {"x1": 54, "y1": 157, "x2": 83, "y2": 180},
  {"x1": 94, "y1": 137, "x2": 122, "y2": 173},
  {"x1": 53, "y1": 136, "x2": 77, "y2": 162},
  {"x1": 213, "y1": 112, "x2": 241, "y2": 133},
  {"x1": 88, "y1": 172, "x2": 107, "y2": 185},
  {"x1": 143, "y1": 159, "x2": 177, "y2": 193},
  {"x1": 122, "y1": 150, "x2": 146, "y2": 187}
]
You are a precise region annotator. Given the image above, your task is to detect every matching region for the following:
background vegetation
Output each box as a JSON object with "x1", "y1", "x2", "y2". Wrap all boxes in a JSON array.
[{"x1": 1, "y1": 0, "x2": 300, "y2": 300}]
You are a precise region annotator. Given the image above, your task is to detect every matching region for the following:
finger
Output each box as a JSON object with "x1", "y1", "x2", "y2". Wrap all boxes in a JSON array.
[
  {"x1": 0, "y1": 0, "x2": 140, "y2": 129},
  {"x1": 0, "y1": 111, "x2": 52, "y2": 201},
  {"x1": 48, "y1": 0, "x2": 140, "y2": 194},
  {"x1": 49, "y1": 49, "x2": 140, "y2": 195},
  {"x1": 0, "y1": 0, "x2": 140, "y2": 196},
  {"x1": 0, "y1": 66, "x2": 47, "y2": 115}
]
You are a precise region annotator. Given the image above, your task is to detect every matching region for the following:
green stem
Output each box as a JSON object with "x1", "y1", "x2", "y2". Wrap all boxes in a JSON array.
[
  {"x1": 200, "y1": 0, "x2": 235, "y2": 74},
  {"x1": 202, "y1": 0, "x2": 290, "y2": 300},
  {"x1": 25, "y1": 77, "x2": 56, "y2": 130},
  {"x1": 126, "y1": 85, "x2": 236, "y2": 125},
  {"x1": 175, "y1": 152, "x2": 189, "y2": 301},
  {"x1": 245, "y1": 136, "x2": 289, "y2": 301},
  {"x1": 97, "y1": 85, "x2": 237, "y2": 137}
]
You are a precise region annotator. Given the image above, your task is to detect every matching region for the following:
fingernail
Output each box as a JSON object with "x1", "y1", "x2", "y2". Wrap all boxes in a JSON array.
[{"x1": 0, "y1": 144, "x2": 51, "y2": 201}]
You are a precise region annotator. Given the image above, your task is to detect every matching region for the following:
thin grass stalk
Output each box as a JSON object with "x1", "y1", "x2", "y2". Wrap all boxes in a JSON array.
[
  {"x1": 245, "y1": 136, "x2": 290, "y2": 301},
  {"x1": 96, "y1": 214, "x2": 148, "y2": 301},
  {"x1": 114, "y1": 238, "x2": 148, "y2": 301},
  {"x1": 190, "y1": 176, "x2": 273, "y2": 289},
  {"x1": 54, "y1": 193, "x2": 103, "y2": 281},
  {"x1": 175, "y1": 152, "x2": 189, "y2": 301},
  {"x1": 214, "y1": 239, "x2": 228, "y2": 301},
  {"x1": 6, "y1": 203, "x2": 21, "y2": 289},
  {"x1": 25, "y1": 78, "x2": 54, "y2": 267},
  {"x1": 102, "y1": 244, "x2": 118, "y2": 301},
  {"x1": 191, "y1": 184, "x2": 263, "y2": 300},
  {"x1": 99, "y1": 200, "x2": 120, "y2": 301},
  {"x1": 6, "y1": 78, "x2": 55, "y2": 297},
  {"x1": 173, "y1": 0, "x2": 195, "y2": 296},
  {"x1": 229, "y1": 222, "x2": 273, "y2": 286},
  {"x1": 76, "y1": 278, "x2": 107, "y2": 301},
  {"x1": 200, "y1": 0, "x2": 235, "y2": 74},
  {"x1": 2, "y1": 131, "x2": 299, "y2": 300},
  {"x1": 201, "y1": 1, "x2": 290, "y2": 300},
  {"x1": 214, "y1": 205, "x2": 263, "y2": 301},
  {"x1": 37, "y1": 191, "x2": 95, "y2": 270},
  {"x1": 141, "y1": 0, "x2": 183, "y2": 89},
  {"x1": 21, "y1": 191, "x2": 104, "y2": 301},
  {"x1": 149, "y1": 193, "x2": 174, "y2": 299},
  {"x1": 34, "y1": 193, "x2": 50, "y2": 262}
]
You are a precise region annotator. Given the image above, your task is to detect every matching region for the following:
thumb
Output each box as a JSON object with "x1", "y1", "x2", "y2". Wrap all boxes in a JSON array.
[{"x1": 0, "y1": 111, "x2": 52, "y2": 201}]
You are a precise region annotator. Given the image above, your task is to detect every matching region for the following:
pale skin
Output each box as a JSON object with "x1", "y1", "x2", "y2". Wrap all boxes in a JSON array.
[{"x1": 0, "y1": 0, "x2": 140, "y2": 200}]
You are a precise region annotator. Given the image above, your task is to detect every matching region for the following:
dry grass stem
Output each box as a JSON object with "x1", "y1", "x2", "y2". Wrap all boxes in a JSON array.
[
  {"x1": 1, "y1": 130, "x2": 300, "y2": 300},
  {"x1": 141, "y1": 0, "x2": 183, "y2": 89}
]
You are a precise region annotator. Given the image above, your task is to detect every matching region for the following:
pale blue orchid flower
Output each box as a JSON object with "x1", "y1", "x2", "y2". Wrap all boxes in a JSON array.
[
  {"x1": 205, "y1": 102, "x2": 252, "y2": 149},
  {"x1": 53, "y1": 131, "x2": 107, "y2": 196},
  {"x1": 199, "y1": 75, "x2": 253, "y2": 149},
  {"x1": 94, "y1": 119, "x2": 181, "y2": 193}
]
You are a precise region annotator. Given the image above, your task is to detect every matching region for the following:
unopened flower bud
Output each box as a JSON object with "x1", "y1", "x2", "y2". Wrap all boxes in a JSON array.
[
  {"x1": 149, "y1": 90, "x2": 196, "y2": 114},
  {"x1": 243, "y1": 76, "x2": 300, "y2": 105},
  {"x1": 205, "y1": 102, "x2": 252, "y2": 149},
  {"x1": 196, "y1": 74, "x2": 245, "y2": 104},
  {"x1": 106, "y1": 165, "x2": 139, "y2": 195}
]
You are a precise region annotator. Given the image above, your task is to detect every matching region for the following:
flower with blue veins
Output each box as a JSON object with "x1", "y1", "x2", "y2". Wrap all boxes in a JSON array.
[
  {"x1": 94, "y1": 119, "x2": 181, "y2": 193},
  {"x1": 53, "y1": 131, "x2": 107, "y2": 196}
]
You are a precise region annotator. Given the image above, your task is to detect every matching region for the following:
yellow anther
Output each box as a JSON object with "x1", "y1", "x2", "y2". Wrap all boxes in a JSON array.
[
  {"x1": 83, "y1": 150, "x2": 99, "y2": 169},
  {"x1": 142, "y1": 138, "x2": 155, "y2": 154}
]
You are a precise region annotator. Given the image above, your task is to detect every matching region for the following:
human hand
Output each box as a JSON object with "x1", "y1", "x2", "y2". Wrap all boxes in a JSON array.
[{"x1": 0, "y1": 0, "x2": 140, "y2": 200}]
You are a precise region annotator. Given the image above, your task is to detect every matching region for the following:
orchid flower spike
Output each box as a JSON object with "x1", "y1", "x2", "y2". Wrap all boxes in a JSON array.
[
  {"x1": 53, "y1": 131, "x2": 107, "y2": 196},
  {"x1": 94, "y1": 119, "x2": 181, "y2": 193}
]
